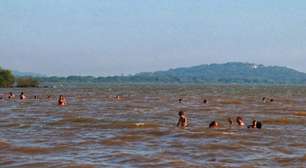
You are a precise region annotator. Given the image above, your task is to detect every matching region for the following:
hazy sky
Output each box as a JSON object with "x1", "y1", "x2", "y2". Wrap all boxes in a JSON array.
[{"x1": 1, "y1": 0, "x2": 306, "y2": 76}]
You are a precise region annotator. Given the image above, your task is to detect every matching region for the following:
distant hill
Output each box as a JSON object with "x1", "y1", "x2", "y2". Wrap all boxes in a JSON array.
[
  {"x1": 36, "y1": 62, "x2": 306, "y2": 84},
  {"x1": 134, "y1": 62, "x2": 306, "y2": 84}
]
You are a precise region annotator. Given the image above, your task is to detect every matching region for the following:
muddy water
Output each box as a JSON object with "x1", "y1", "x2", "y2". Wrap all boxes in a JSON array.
[{"x1": 0, "y1": 85, "x2": 305, "y2": 168}]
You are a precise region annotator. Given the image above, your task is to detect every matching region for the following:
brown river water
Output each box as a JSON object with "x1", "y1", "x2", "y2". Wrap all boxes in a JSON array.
[{"x1": 0, "y1": 85, "x2": 305, "y2": 168}]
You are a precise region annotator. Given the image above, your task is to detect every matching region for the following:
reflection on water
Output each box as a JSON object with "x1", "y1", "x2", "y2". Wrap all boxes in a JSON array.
[{"x1": 0, "y1": 85, "x2": 306, "y2": 167}]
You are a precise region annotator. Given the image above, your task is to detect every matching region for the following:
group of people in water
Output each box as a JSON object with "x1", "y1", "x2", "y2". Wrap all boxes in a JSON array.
[
  {"x1": 3, "y1": 91, "x2": 265, "y2": 129},
  {"x1": 177, "y1": 98, "x2": 264, "y2": 129},
  {"x1": 177, "y1": 110, "x2": 263, "y2": 129},
  {"x1": 4, "y1": 92, "x2": 67, "y2": 106}
]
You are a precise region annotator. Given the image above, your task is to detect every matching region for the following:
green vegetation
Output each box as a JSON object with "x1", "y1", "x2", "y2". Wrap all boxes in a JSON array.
[
  {"x1": 16, "y1": 77, "x2": 39, "y2": 88},
  {"x1": 0, "y1": 67, "x2": 15, "y2": 87},
  {"x1": 0, "y1": 66, "x2": 40, "y2": 88}
]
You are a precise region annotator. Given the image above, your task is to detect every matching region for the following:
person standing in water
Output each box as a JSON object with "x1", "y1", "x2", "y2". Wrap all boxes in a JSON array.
[
  {"x1": 177, "y1": 111, "x2": 188, "y2": 128},
  {"x1": 58, "y1": 95, "x2": 67, "y2": 106}
]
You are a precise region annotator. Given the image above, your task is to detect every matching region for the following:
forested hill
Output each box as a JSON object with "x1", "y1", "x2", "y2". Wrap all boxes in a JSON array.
[
  {"x1": 36, "y1": 62, "x2": 306, "y2": 84},
  {"x1": 134, "y1": 62, "x2": 306, "y2": 84}
]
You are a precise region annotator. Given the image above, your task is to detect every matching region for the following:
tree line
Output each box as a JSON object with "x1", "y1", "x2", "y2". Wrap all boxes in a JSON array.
[{"x1": 0, "y1": 67, "x2": 39, "y2": 88}]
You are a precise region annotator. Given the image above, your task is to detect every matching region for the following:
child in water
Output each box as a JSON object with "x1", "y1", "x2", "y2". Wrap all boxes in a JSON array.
[
  {"x1": 58, "y1": 95, "x2": 67, "y2": 106},
  {"x1": 177, "y1": 111, "x2": 188, "y2": 128}
]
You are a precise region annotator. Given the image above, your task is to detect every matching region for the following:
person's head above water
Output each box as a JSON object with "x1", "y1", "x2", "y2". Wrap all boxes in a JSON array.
[
  {"x1": 256, "y1": 121, "x2": 262, "y2": 129},
  {"x1": 8, "y1": 92, "x2": 15, "y2": 99},
  {"x1": 178, "y1": 110, "x2": 185, "y2": 116},
  {"x1": 19, "y1": 92, "x2": 26, "y2": 100},
  {"x1": 209, "y1": 121, "x2": 219, "y2": 128},
  {"x1": 236, "y1": 116, "x2": 245, "y2": 126},
  {"x1": 58, "y1": 95, "x2": 66, "y2": 106}
]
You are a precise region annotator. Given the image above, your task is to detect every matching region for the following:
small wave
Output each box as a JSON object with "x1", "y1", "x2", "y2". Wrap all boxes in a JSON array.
[
  {"x1": 200, "y1": 143, "x2": 243, "y2": 151},
  {"x1": 48, "y1": 116, "x2": 99, "y2": 126},
  {"x1": 0, "y1": 139, "x2": 11, "y2": 149},
  {"x1": 96, "y1": 121, "x2": 160, "y2": 129},
  {"x1": 263, "y1": 118, "x2": 305, "y2": 125},
  {"x1": 219, "y1": 99, "x2": 242, "y2": 105},
  {"x1": 12, "y1": 144, "x2": 71, "y2": 155},
  {"x1": 101, "y1": 134, "x2": 148, "y2": 146},
  {"x1": 293, "y1": 111, "x2": 306, "y2": 116}
]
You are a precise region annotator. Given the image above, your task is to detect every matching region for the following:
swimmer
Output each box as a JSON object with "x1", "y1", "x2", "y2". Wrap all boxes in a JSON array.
[
  {"x1": 58, "y1": 95, "x2": 67, "y2": 106},
  {"x1": 177, "y1": 111, "x2": 188, "y2": 128},
  {"x1": 270, "y1": 98, "x2": 274, "y2": 102},
  {"x1": 47, "y1": 95, "x2": 51, "y2": 100},
  {"x1": 228, "y1": 118, "x2": 233, "y2": 126},
  {"x1": 203, "y1": 99, "x2": 208, "y2": 104},
  {"x1": 236, "y1": 116, "x2": 245, "y2": 126},
  {"x1": 262, "y1": 97, "x2": 268, "y2": 103},
  {"x1": 209, "y1": 121, "x2": 219, "y2": 128},
  {"x1": 34, "y1": 96, "x2": 38, "y2": 99},
  {"x1": 19, "y1": 92, "x2": 26, "y2": 100},
  {"x1": 115, "y1": 95, "x2": 122, "y2": 100},
  {"x1": 8, "y1": 92, "x2": 16, "y2": 99},
  {"x1": 178, "y1": 98, "x2": 183, "y2": 103},
  {"x1": 256, "y1": 121, "x2": 262, "y2": 129},
  {"x1": 247, "y1": 120, "x2": 257, "y2": 128}
]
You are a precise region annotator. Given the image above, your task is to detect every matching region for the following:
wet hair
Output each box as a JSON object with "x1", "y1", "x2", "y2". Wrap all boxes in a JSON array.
[
  {"x1": 203, "y1": 99, "x2": 207, "y2": 104},
  {"x1": 236, "y1": 116, "x2": 243, "y2": 122},
  {"x1": 178, "y1": 98, "x2": 183, "y2": 103},
  {"x1": 262, "y1": 97, "x2": 266, "y2": 101},
  {"x1": 20, "y1": 92, "x2": 24, "y2": 95},
  {"x1": 256, "y1": 121, "x2": 262, "y2": 129},
  {"x1": 270, "y1": 99, "x2": 274, "y2": 102},
  {"x1": 178, "y1": 110, "x2": 185, "y2": 116},
  {"x1": 209, "y1": 121, "x2": 218, "y2": 128}
]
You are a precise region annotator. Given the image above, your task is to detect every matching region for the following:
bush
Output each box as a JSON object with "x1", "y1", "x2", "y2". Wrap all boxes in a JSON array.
[
  {"x1": 16, "y1": 77, "x2": 39, "y2": 87},
  {"x1": 0, "y1": 68, "x2": 15, "y2": 87}
]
